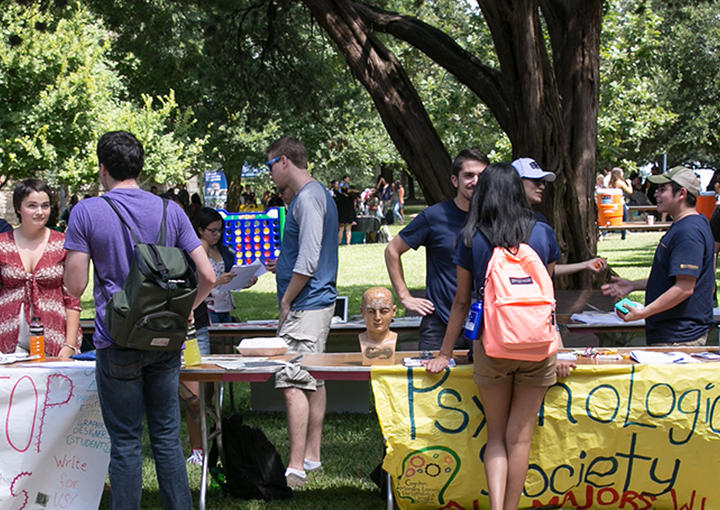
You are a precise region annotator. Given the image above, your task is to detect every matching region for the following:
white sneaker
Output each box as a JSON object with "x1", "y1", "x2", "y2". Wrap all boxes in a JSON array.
[
  {"x1": 186, "y1": 449, "x2": 203, "y2": 466},
  {"x1": 285, "y1": 467, "x2": 307, "y2": 488},
  {"x1": 303, "y1": 459, "x2": 323, "y2": 472}
]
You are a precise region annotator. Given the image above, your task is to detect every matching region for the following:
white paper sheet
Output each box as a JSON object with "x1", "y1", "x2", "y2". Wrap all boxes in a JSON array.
[
  {"x1": 217, "y1": 259, "x2": 267, "y2": 292},
  {"x1": 630, "y1": 350, "x2": 700, "y2": 364},
  {"x1": 570, "y1": 311, "x2": 644, "y2": 327}
]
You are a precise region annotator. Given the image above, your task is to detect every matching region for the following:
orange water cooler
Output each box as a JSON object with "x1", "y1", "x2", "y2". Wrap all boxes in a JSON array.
[
  {"x1": 596, "y1": 188, "x2": 624, "y2": 226},
  {"x1": 695, "y1": 192, "x2": 715, "y2": 220}
]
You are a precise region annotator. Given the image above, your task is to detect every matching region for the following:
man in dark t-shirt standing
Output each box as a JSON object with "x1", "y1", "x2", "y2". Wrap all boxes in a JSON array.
[
  {"x1": 384, "y1": 149, "x2": 488, "y2": 350},
  {"x1": 603, "y1": 166, "x2": 714, "y2": 345}
]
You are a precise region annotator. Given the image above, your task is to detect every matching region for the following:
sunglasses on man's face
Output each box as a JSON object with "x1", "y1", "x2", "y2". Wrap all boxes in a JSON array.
[{"x1": 265, "y1": 156, "x2": 282, "y2": 171}]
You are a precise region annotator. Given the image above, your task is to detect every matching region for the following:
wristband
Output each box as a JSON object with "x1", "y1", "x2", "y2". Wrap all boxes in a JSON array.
[{"x1": 63, "y1": 343, "x2": 80, "y2": 353}]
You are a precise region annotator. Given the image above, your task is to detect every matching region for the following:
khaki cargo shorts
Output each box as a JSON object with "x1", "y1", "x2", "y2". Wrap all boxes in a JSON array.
[
  {"x1": 472, "y1": 340, "x2": 557, "y2": 387},
  {"x1": 274, "y1": 304, "x2": 334, "y2": 391}
]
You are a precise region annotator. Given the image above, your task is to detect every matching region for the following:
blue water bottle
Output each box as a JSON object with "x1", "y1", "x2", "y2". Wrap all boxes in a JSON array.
[{"x1": 464, "y1": 300, "x2": 483, "y2": 340}]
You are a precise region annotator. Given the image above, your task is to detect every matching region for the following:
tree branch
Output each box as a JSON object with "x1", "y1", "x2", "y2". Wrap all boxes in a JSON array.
[
  {"x1": 352, "y1": 2, "x2": 512, "y2": 134},
  {"x1": 302, "y1": 0, "x2": 454, "y2": 203}
]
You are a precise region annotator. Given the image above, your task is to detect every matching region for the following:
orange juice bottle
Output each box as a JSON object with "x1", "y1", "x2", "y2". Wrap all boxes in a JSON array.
[{"x1": 29, "y1": 317, "x2": 45, "y2": 361}]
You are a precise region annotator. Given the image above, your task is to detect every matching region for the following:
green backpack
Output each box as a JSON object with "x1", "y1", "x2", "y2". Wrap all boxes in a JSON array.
[{"x1": 101, "y1": 196, "x2": 197, "y2": 351}]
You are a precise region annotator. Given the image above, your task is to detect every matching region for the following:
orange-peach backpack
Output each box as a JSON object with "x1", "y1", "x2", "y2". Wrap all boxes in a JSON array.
[{"x1": 481, "y1": 243, "x2": 559, "y2": 361}]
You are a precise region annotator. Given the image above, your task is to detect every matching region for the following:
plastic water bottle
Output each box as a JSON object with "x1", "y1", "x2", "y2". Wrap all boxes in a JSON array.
[
  {"x1": 463, "y1": 301, "x2": 483, "y2": 340},
  {"x1": 183, "y1": 325, "x2": 202, "y2": 367},
  {"x1": 29, "y1": 317, "x2": 45, "y2": 360}
]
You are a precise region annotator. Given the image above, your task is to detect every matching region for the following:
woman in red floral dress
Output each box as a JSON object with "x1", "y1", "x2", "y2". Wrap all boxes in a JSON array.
[{"x1": 0, "y1": 179, "x2": 81, "y2": 358}]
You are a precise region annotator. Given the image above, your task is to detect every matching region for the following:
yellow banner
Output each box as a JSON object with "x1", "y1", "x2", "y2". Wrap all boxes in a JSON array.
[{"x1": 371, "y1": 363, "x2": 720, "y2": 509}]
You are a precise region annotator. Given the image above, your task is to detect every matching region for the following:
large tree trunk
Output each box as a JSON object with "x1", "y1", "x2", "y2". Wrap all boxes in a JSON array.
[
  {"x1": 478, "y1": 1, "x2": 603, "y2": 287},
  {"x1": 304, "y1": 0, "x2": 603, "y2": 287},
  {"x1": 542, "y1": 0, "x2": 603, "y2": 288},
  {"x1": 302, "y1": 0, "x2": 453, "y2": 204}
]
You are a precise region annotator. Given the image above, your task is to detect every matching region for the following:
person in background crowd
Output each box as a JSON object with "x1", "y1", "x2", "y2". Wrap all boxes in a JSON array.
[
  {"x1": 264, "y1": 136, "x2": 338, "y2": 489},
  {"x1": 60, "y1": 194, "x2": 79, "y2": 226},
  {"x1": 267, "y1": 187, "x2": 285, "y2": 207},
  {"x1": 608, "y1": 167, "x2": 632, "y2": 239},
  {"x1": 604, "y1": 166, "x2": 713, "y2": 346},
  {"x1": 335, "y1": 185, "x2": 357, "y2": 246},
  {"x1": 385, "y1": 149, "x2": 488, "y2": 350},
  {"x1": 242, "y1": 185, "x2": 257, "y2": 207},
  {"x1": 0, "y1": 218, "x2": 12, "y2": 233},
  {"x1": 0, "y1": 179, "x2": 82, "y2": 358},
  {"x1": 595, "y1": 173, "x2": 605, "y2": 191},
  {"x1": 64, "y1": 131, "x2": 215, "y2": 509},
  {"x1": 601, "y1": 166, "x2": 612, "y2": 187},
  {"x1": 391, "y1": 180, "x2": 404, "y2": 225},
  {"x1": 177, "y1": 182, "x2": 190, "y2": 210},
  {"x1": 375, "y1": 176, "x2": 389, "y2": 216},
  {"x1": 426, "y1": 163, "x2": 566, "y2": 510},
  {"x1": 627, "y1": 172, "x2": 651, "y2": 206},
  {"x1": 163, "y1": 190, "x2": 185, "y2": 211},
  {"x1": 188, "y1": 193, "x2": 202, "y2": 220}
]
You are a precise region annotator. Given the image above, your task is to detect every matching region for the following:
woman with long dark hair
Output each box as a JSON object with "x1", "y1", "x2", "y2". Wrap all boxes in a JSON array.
[{"x1": 426, "y1": 163, "x2": 564, "y2": 509}]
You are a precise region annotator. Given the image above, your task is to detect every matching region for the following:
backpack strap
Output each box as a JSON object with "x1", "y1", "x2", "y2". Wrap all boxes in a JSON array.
[
  {"x1": 476, "y1": 218, "x2": 538, "y2": 298},
  {"x1": 101, "y1": 195, "x2": 169, "y2": 246},
  {"x1": 98, "y1": 196, "x2": 173, "y2": 298},
  {"x1": 156, "y1": 199, "x2": 168, "y2": 245},
  {"x1": 101, "y1": 195, "x2": 142, "y2": 246}
]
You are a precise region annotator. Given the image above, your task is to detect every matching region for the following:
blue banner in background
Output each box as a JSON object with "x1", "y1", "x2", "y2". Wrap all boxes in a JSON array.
[{"x1": 204, "y1": 171, "x2": 228, "y2": 210}]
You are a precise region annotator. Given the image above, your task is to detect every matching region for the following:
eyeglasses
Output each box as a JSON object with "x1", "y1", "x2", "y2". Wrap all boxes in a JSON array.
[
  {"x1": 265, "y1": 155, "x2": 283, "y2": 172},
  {"x1": 204, "y1": 228, "x2": 223, "y2": 235}
]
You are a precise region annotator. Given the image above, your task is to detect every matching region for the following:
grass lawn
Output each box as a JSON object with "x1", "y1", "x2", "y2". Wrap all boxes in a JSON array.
[{"x1": 94, "y1": 225, "x2": 666, "y2": 509}]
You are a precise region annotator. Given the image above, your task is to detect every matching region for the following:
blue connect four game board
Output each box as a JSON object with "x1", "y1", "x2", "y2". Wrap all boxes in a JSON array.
[{"x1": 219, "y1": 207, "x2": 285, "y2": 265}]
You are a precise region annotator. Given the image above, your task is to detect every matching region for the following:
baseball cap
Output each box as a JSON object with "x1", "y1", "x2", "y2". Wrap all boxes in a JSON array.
[
  {"x1": 512, "y1": 158, "x2": 556, "y2": 182},
  {"x1": 647, "y1": 166, "x2": 700, "y2": 197}
]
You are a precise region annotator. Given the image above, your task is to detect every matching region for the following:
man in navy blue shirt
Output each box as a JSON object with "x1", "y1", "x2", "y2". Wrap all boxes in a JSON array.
[
  {"x1": 603, "y1": 166, "x2": 714, "y2": 345},
  {"x1": 385, "y1": 149, "x2": 488, "y2": 350}
]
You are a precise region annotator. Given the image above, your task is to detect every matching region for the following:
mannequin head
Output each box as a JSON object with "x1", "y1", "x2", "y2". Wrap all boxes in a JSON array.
[
  {"x1": 359, "y1": 287, "x2": 398, "y2": 365},
  {"x1": 361, "y1": 287, "x2": 397, "y2": 341}
]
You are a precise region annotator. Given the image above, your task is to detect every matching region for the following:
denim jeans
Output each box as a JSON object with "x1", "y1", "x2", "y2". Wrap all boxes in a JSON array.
[
  {"x1": 196, "y1": 326, "x2": 211, "y2": 355},
  {"x1": 96, "y1": 346, "x2": 192, "y2": 510},
  {"x1": 208, "y1": 310, "x2": 232, "y2": 324}
]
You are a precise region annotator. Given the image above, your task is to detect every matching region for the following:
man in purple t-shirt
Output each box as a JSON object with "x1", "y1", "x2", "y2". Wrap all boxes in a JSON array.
[{"x1": 64, "y1": 131, "x2": 215, "y2": 509}]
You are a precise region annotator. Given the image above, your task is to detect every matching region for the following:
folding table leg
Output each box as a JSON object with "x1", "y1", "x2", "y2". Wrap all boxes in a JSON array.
[
  {"x1": 198, "y1": 382, "x2": 223, "y2": 510},
  {"x1": 386, "y1": 471, "x2": 393, "y2": 510}
]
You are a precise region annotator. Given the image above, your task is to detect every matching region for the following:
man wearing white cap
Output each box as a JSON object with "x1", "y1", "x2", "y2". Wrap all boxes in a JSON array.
[
  {"x1": 603, "y1": 166, "x2": 714, "y2": 345},
  {"x1": 512, "y1": 158, "x2": 606, "y2": 277}
]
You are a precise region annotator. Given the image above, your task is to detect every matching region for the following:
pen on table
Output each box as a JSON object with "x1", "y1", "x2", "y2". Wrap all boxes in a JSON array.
[
  {"x1": 288, "y1": 354, "x2": 303, "y2": 364},
  {"x1": 585, "y1": 303, "x2": 603, "y2": 312}
]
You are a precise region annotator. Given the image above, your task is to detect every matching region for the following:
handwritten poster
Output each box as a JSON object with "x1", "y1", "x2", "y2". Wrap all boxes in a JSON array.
[
  {"x1": 372, "y1": 363, "x2": 720, "y2": 509},
  {"x1": 1, "y1": 365, "x2": 110, "y2": 509}
]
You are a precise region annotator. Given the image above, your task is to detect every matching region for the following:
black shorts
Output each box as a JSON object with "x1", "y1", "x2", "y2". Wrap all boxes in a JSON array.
[{"x1": 418, "y1": 313, "x2": 469, "y2": 351}]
